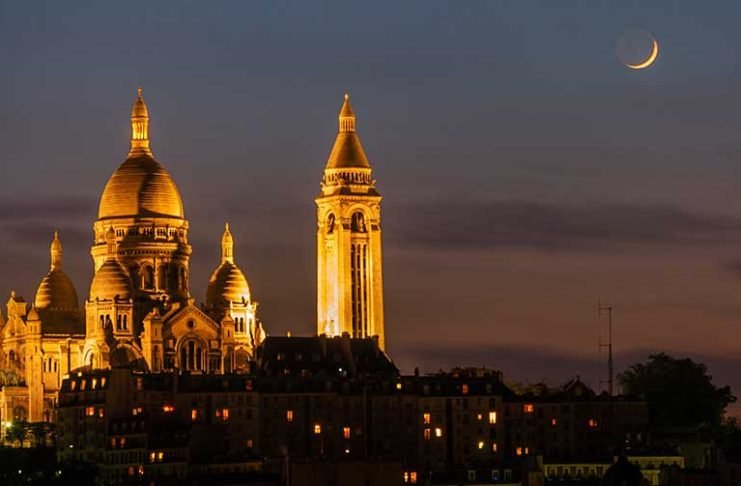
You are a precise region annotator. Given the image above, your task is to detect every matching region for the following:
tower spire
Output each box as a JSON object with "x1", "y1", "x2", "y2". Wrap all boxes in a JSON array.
[
  {"x1": 50, "y1": 230, "x2": 62, "y2": 270},
  {"x1": 129, "y1": 87, "x2": 152, "y2": 157},
  {"x1": 338, "y1": 93, "x2": 355, "y2": 133},
  {"x1": 221, "y1": 223, "x2": 234, "y2": 263}
]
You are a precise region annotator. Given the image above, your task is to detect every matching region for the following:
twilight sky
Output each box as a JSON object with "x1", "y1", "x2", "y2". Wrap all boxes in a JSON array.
[{"x1": 2, "y1": 1, "x2": 741, "y2": 398}]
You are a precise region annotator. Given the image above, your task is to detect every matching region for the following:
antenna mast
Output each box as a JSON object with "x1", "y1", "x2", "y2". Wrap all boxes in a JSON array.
[{"x1": 598, "y1": 300, "x2": 614, "y2": 396}]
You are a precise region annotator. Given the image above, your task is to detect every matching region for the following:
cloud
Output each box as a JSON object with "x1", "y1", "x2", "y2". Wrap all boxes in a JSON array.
[
  {"x1": 386, "y1": 199, "x2": 741, "y2": 252},
  {"x1": 0, "y1": 197, "x2": 95, "y2": 222}
]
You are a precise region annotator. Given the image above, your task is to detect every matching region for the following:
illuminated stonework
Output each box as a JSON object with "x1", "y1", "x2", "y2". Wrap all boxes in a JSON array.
[
  {"x1": 316, "y1": 94, "x2": 386, "y2": 350},
  {"x1": 0, "y1": 89, "x2": 265, "y2": 424}
]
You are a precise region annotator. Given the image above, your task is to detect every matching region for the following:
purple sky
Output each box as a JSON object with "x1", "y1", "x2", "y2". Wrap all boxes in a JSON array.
[{"x1": 1, "y1": 1, "x2": 741, "y2": 404}]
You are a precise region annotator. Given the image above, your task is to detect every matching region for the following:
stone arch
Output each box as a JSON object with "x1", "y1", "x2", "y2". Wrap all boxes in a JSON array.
[
  {"x1": 176, "y1": 336, "x2": 206, "y2": 372},
  {"x1": 110, "y1": 344, "x2": 148, "y2": 371}
]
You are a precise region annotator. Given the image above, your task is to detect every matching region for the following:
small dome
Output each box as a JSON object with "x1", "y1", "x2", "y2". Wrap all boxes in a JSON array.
[
  {"x1": 98, "y1": 154, "x2": 184, "y2": 219},
  {"x1": 27, "y1": 306, "x2": 40, "y2": 321},
  {"x1": 35, "y1": 269, "x2": 79, "y2": 310},
  {"x1": 90, "y1": 260, "x2": 132, "y2": 301},
  {"x1": 35, "y1": 231, "x2": 79, "y2": 310},
  {"x1": 207, "y1": 262, "x2": 250, "y2": 307}
]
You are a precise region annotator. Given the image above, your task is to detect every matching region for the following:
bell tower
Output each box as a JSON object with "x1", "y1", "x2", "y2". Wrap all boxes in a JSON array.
[{"x1": 316, "y1": 94, "x2": 385, "y2": 350}]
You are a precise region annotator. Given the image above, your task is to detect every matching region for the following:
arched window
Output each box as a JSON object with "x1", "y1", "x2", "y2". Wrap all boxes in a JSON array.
[
  {"x1": 123, "y1": 315, "x2": 128, "y2": 330},
  {"x1": 180, "y1": 267, "x2": 188, "y2": 291},
  {"x1": 351, "y1": 212, "x2": 367, "y2": 233},
  {"x1": 143, "y1": 266, "x2": 155, "y2": 290},
  {"x1": 327, "y1": 213, "x2": 335, "y2": 234},
  {"x1": 157, "y1": 265, "x2": 168, "y2": 291},
  {"x1": 179, "y1": 340, "x2": 203, "y2": 372},
  {"x1": 128, "y1": 266, "x2": 140, "y2": 290},
  {"x1": 116, "y1": 315, "x2": 122, "y2": 331}
]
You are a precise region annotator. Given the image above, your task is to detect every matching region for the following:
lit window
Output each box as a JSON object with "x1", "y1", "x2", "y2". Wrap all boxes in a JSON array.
[
  {"x1": 81, "y1": 380, "x2": 87, "y2": 391},
  {"x1": 101, "y1": 377, "x2": 106, "y2": 387},
  {"x1": 488, "y1": 411, "x2": 497, "y2": 424},
  {"x1": 423, "y1": 428, "x2": 431, "y2": 440},
  {"x1": 157, "y1": 451, "x2": 164, "y2": 462},
  {"x1": 247, "y1": 439, "x2": 253, "y2": 448},
  {"x1": 525, "y1": 447, "x2": 529, "y2": 454},
  {"x1": 85, "y1": 406, "x2": 95, "y2": 417},
  {"x1": 314, "y1": 424, "x2": 322, "y2": 435},
  {"x1": 462, "y1": 384, "x2": 469, "y2": 394},
  {"x1": 120, "y1": 437, "x2": 126, "y2": 447},
  {"x1": 70, "y1": 381, "x2": 77, "y2": 391},
  {"x1": 588, "y1": 419, "x2": 598, "y2": 428},
  {"x1": 149, "y1": 452, "x2": 155, "y2": 463},
  {"x1": 343, "y1": 426, "x2": 351, "y2": 439},
  {"x1": 435, "y1": 427, "x2": 443, "y2": 438},
  {"x1": 222, "y1": 408, "x2": 229, "y2": 421},
  {"x1": 523, "y1": 404, "x2": 534, "y2": 413},
  {"x1": 551, "y1": 418, "x2": 557, "y2": 426},
  {"x1": 410, "y1": 472, "x2": 418, "y2": 484},
  {"x1": 98, "y1": 408, "x2": 104, "y2": 418},
  {"x1": 132, "y1": 406, "x2": 142, "y2": 416},
  {"x1": 163, "y1": 404, "x2": 174, "y2": 413},
  {"x1": 516, "y1": 447, "x2": 523, "y2": 456},
  {"x1": 423, "y1": 413, "x2": 431, "y2": 425},
  {"x1": 404, "y1": 472, "x2": 409, "y2": 483},
  {"x1": 191, "y1": 409, "x2": 198, "y2": 421},
  {"x1": 492, "y1": 442, "x2": 498, "y2": 452},
  {"x1": 396, "y1": 382, "x2": 402, "y2": 390},
  {"x1": 91, "y1": 378, "x2": 97, "y2": 389},
  {"x1": 286, "y1": 410, "x2": 294, "y2": 422},
  {"x1": 478, "y1": 440, "x2": 485, "y2": 450},
  {"x1": 477, "y1": 413, "x2": 483, "y2": 421},
  {"x1": 110, "y1": 438, "x2": 116, "y2": 448}
]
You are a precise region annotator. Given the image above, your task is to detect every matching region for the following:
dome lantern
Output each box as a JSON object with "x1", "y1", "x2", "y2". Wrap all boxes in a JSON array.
[
  {"x1": 222, "y1": 223, "x2": 234, "y2": 263},
  {"x1": 50, "y1": 230, "x2": 62, "y2": 270},
  {"x1": 129, "y1": 87, "x2": 152, "y2": 157}
]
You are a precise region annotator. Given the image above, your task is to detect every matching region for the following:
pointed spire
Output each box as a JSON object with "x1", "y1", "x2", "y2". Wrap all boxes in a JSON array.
[
  {"x1": 50, "y1": 230, "x2": 62, "y2": 270},
  {"x1": 221, "y1": 223, "x2": 234, "y2": 263},
  {"x1": 338, "y1": 93, "x2": 355, "y2": 133},
  {"x1": 324, "y1": 94, "x2": 370, "y2": 169},
  {"x1": 129, "y1": 87, "x2": 152, "y2": 157},
  {"x1": 105, "y1": 226, "x2": 118, "y2": 259}
]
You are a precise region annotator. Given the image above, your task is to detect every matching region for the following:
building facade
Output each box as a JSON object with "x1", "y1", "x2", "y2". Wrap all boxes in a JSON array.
[{"x1": 0, "y1": 90, "x2": 265, "y2": 424}]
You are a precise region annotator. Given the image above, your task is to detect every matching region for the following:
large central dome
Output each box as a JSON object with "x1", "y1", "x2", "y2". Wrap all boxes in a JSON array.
[
  {"x1": 98, "y1": 154, "x2": 184, "y2": 219},
  {"x1": 97, "y1": 88, "x2": 184, "y2": 220}
]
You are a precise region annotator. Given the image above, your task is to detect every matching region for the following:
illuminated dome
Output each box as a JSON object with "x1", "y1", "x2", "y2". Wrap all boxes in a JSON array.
[
  {"x1": 90, "y1": 228, "x2": 132, "y2": 301},
  {"x1": 98, "y1": 155, "x2": 184, "y2": 219},
  {"x1": 35, "y1": 231, "x2": 79, "y2": 310},
  {"x1": 206, "y1": 223, "x2": 251, "y2": 306},
  {"x1": 36, "y1": 270, "x2": 79, "y2": 310},
  {"x1": 97, "y1": 88, "x2": 184, "y2": 220}
]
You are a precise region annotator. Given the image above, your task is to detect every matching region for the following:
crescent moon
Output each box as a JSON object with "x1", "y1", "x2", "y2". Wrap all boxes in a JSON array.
[{"x1": 625, "y1": 38, "x2": 659, "y2": 70}]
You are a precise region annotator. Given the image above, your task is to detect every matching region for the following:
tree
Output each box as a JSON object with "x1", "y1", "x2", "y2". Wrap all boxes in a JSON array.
[
  {"x1": 619, "y1": 353, "x2": 735, "y2": 430},
  {"x1": 4, "y1": 419, "x2": 28, "y2": 447}
]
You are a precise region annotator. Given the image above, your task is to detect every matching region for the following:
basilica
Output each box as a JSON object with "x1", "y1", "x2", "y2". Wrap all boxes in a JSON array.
[{"x1": 0, "y1": 89, "x2": 386, "y2": 424}]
